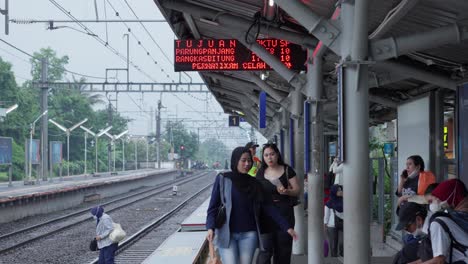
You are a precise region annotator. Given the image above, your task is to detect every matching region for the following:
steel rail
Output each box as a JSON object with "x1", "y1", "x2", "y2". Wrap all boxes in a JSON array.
[{"x1": 0, "y1": 171, "x2": 211, "y2": 254}]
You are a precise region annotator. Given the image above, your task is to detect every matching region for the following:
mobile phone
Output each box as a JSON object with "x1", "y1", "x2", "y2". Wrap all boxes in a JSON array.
[{"x1": 402, "y1": 169, "x2": 408, "y2": 178}]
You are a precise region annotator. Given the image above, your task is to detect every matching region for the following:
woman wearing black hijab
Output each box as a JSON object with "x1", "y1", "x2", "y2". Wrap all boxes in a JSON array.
[{"x1": 206, "y1": 147, "x2": 297, "y2": 264}]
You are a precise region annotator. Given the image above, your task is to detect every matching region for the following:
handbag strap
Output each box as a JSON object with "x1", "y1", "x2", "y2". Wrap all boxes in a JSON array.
[
  {"x1": 285, "y1": 165, "x2": 291, "y2": 189},
  {"x1": 219, "y1": 174, "x2": 225, "y2": 206}
]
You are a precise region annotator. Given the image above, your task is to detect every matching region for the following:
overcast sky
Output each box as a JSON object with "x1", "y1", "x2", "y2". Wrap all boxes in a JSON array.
[{"x1": 0, "y1": 0, "x2": 265, "y2": 149}]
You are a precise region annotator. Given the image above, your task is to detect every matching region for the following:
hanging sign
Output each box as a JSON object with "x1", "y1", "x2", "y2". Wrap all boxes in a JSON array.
[{"x1": 174, "y1": 39, "x2": 307, "y2": 72}]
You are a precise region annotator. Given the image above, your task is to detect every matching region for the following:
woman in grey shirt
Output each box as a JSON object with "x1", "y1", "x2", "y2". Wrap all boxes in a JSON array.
[{"x1": 90, "y1": 206, "x2": 118, "y2": 264}]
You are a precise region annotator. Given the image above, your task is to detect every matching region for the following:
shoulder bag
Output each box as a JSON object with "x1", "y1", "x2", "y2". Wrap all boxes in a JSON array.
[
  {"x1": 89, "y1": 238, "x2": 98, "y2": 251},
  {"x1": 109, "y1": 223, "x2": 126, "y2": 243},
  {"x1": 285, "y1": 166, "x2": 300, "y2": 207},
  {"x1": 215, "y1": 174, "x2": 226, "y2": 228}
]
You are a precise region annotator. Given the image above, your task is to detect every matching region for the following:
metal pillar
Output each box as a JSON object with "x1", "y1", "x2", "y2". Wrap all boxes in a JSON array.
[
  {"x1": 342, "y1": 1, "x2": 370, "y2": 263},
  {"x1": 66, "y1": 133, "x2": 70, "y2": 176},
  {"x1": 433, "y1": 90, "x2": 445, "y2": 181},
  {"x1": 146, "y1": 139, "x2": 149, "y2": 169},
  {"x1": 157, "y1": 100, "x2": 162, "y2": 169},
  {"x1": 113, "y1": 141, "x2": 116, "y2": 172},
  {"x1": 122, "y1": 139, "x2": 125, "y2": 171},
  {"x1": 95, "y1": 137, "x2": 98, "y2": 173},
  {"x1": 134, "y1": 140, "x2": 138, "y2": 170},
  {"x1": 40, "y1": 58, "x2": 49, "y2": 181},
  {"x1": 291, "y1": 87, "x2": 305, "y2": 255},
  {"x1": 84, "y1": 132, "x2": 87, "y2": 175},
  {"x1": 307, "y1": 46, "x2": 325, "y2": 263}
]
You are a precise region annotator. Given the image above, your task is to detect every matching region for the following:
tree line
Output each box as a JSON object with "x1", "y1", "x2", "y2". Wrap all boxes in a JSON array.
[{"x1": 0, "y1": 47, "x2": 230, "y2": 181}]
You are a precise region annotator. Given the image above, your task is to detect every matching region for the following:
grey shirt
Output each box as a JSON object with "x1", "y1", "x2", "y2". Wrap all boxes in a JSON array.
[{"x1": 95, "y1": 213, "x2": 114, "y2": 249}]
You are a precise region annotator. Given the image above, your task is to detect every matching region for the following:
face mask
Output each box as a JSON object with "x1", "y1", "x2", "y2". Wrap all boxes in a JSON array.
[
  {"x1": 429, "y1": 200, "x2": 448, "y2": 212},
  {"x1": 412, "y1": 227, "x2": 424, "y2": 237},
  {"x1": 408, "y1": 169, "x2": 419, "y2": 179},
  {"x1": 429, "y1": 201, "x2": 441, "y2": 212},
  {"x1": 92, "y1": 215, "x2": 97, "y2": 220}
]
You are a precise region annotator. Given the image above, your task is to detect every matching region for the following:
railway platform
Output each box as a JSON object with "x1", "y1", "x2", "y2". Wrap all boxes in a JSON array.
[{"x1": 0, "y1": 168, "x2": 177, "y2": 223}]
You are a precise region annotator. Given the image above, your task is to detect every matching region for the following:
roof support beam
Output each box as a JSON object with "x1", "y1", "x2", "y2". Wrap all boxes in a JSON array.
[
  {"x1": 237, "y1": 38, "x2": 305, "y2": 90},
  {"x1": 161, "y1": 0, "x2": 317, "y2": 48},
  {"x1": 249, "y1": 73, "x2": 287, "y2": 103},
  {"x1": 274, "y1": 0, "x2": 341, "y2": 54},
  {"x1": 210, "y1": 86, "x2": 276, "y2": 116},
  {"x1": 182, "y1": 13, "x2": 201, "y2": 38},
  {"x1": 204, "y1": 73, "x2": 258, "y2": 92},
  {"x1": 368, "y1": 95, "x2": 398, "y2": 108},
  {"x1": 370, "y1": 23, "x2": 468, "y2": 61},
  {"x1": 378, "y1": 61, "x2": 457, "y2": 90},
  {"x1": 368, "y1": 70, "x2": 407, "y2": 88},
  {"x1": 205, "y1": 73, "x2": 287, "y2": 106}
]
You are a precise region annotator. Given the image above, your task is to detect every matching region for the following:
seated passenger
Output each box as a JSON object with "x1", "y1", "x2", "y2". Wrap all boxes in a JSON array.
[
  {"x1": 392, "y1": 202, "x2": 428, "y2": 264},
  {"x1": 420, "y1": 179, "x2": 468, "y2": 264},
  {"x1": 396, "y1": 155, "x2": 436, "y2": 202}
]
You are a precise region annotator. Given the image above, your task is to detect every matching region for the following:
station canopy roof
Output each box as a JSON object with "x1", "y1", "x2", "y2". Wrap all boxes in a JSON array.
[{"x1": 153, "y1": 0, "x2": 468, "y2": 137}]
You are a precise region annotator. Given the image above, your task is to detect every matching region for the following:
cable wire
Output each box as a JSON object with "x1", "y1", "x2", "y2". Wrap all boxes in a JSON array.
[{"x1": 0, "y1": 37, "x2": 114, "y2": 80}]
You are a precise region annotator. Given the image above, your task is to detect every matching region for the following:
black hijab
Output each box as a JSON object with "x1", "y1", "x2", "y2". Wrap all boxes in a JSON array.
[
  {"x1": 224, "y1": 146, "x2": 263, "y2": 202},
  {"x1": 326, "y1": 184, "x2": 343, "y2": 213}
]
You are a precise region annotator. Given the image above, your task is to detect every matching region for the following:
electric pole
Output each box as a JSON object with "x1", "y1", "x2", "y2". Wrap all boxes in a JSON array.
[
  {"x1": 156, "y1": 100, "x2": 162, "y2": 169},
  {"x1": 107, "y1": 101, "x2": 113, "y2": 172},
  {"x1": 40, "y1": 58, "x2": 49, "y2": 182}
]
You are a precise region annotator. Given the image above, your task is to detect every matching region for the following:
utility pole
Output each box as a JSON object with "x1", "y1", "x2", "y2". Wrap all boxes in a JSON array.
[
  {"x1": 40, "y1": 58, "x2": 49, "y2": 182},
  {"x1": 124, "y1": 33, "x2": 129, "y2": 89},
  {"x1": 156, "y1": 100, "x2": 162, "y2": 169},
  {"x1": 107, "y1": 101, "x2": 113, "y2": 172}
]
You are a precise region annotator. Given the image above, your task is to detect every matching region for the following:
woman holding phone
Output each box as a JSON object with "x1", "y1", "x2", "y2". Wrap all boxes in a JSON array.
[
  {"x1": 395, "y1": 155, "x2": 436, "y2": 206},
  {"x1": 256, "y1": 143, "x2": 300, "y2": 264}
]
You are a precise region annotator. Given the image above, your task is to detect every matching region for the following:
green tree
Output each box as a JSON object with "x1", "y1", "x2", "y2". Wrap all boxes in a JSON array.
[
  {"x1": 164, "y1": 121, "x2": 199, "y2": 159},
  {"x1": 30, "y1": 47, "x2": 69, "y2": 82},
  {"x1": 195, "y1": 138, "x2": 230, "y2": 167}
]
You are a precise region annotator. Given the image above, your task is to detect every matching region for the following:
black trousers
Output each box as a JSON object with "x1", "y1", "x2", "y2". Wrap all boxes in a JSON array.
[
  {"x1": 257, "y1": 231, "x2": 293, "y2": 264},
  {"x1": 326, "y1": 227, "x2": 343, "y2": 257}
]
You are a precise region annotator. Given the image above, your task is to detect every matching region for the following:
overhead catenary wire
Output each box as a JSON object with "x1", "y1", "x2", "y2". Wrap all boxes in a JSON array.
[
  {"x1": 48, "y1": 0, "x2": 157, "y2": 83},
  {"x1": 121, "y1": 0, "x2": 191, "y2": 83},
  {"x1": 104, "y1": 0, "x2": 176, "y2": 82},
  {"x1": 0, "y1": 38, "x2": 113, "y2": 81},
  {"x1": 100, "y1": 0, "x2": 221, "y2": 126}
]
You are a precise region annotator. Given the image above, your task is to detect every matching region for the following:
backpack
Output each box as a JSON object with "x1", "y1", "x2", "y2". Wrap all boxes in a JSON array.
[{"x1": 418, "y1": 211, "x2": 468, "y2": 263}]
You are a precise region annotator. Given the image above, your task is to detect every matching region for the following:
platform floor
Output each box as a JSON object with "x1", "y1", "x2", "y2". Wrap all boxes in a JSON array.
[
  {"x1": 292, "y1": 255, "x2": 394, "y2": 263},
  {"x1": 0, "y1": 168, "x2": 173, "y2": 201}
]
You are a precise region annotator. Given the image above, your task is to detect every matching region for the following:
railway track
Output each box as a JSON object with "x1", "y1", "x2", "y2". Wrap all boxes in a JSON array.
[
  {"x1": 89, "y1": 183, "x2": 212, "y2": 264},
  {"x1": 0, "y1": 171, "x2": 211, "y2": 254}
]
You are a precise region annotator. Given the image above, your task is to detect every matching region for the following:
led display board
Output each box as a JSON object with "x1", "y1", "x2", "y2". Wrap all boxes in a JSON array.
[{"x1": 174, "y1": 39, "x2": 307, "y2": 72}]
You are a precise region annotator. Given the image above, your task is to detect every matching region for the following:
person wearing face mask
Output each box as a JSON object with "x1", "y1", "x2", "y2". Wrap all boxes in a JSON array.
[
  {"x1": 90, "y1": 206, "x2": 118, "y2": 264},
  {"x1": 393, "y1": 202, "x2": 428, "y2": 264},
  {"x1": 206, "y1": 147, "x2": 298, "y2": 264},
  {"x1": 396, "y1": 155, "x2": 436, "y2": 208},
  {"x1": 420, "y1": 179, "x2": 468, "y2": 264}
]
